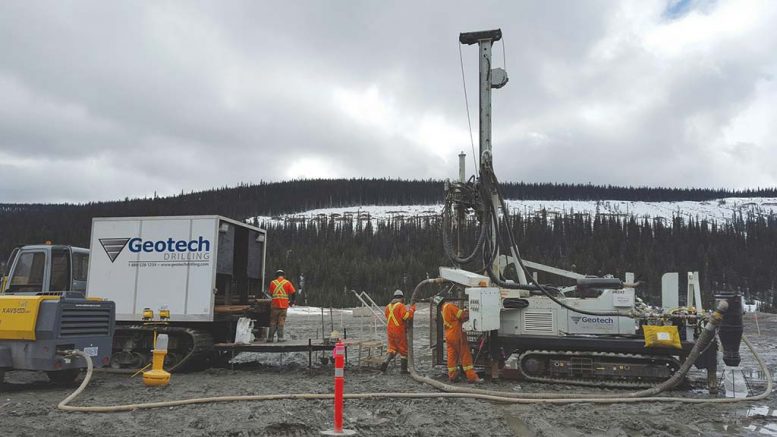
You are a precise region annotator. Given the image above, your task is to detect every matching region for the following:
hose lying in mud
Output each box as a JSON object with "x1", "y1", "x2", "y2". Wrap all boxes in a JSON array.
[
  {"x1": 405, "y1": 278, "x2": 773, "y2": 404},
  {"x1": 57, "y1": 280, "x2": 771, "y2": 412},
  {"x1": 58, "y1": 331, "x2": 771, "y2": 413}
]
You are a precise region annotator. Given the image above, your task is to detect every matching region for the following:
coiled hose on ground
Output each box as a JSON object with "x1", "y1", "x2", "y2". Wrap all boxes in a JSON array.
[{"x1": 56, "y1": 279, "x2": 771, "y2": 412}]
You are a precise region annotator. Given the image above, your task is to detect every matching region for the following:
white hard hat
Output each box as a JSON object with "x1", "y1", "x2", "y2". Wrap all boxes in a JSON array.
[{"x1": 393, "y1": 289, "x2": 404, "y2": 298}]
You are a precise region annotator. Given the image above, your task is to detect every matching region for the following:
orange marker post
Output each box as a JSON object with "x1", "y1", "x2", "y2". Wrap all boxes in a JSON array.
[{"x1": 321, "y1": 341, "x2": 356, "y2": 435}]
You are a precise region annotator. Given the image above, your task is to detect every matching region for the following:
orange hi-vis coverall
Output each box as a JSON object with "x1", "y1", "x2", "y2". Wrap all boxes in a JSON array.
[
  {"x1": 442, "y1": 302, "x2": 479, "y2": 382},
  {"x1": 385, "y1": 300, "x2": 415, "y2": 359}
]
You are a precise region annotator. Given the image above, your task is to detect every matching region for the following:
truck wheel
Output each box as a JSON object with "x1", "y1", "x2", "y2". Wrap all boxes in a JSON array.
[
  {"x1": 0, "y1": 368, "x2": 5, "y2": 386},
  {"x1": 47, "y1": 369, "x2": 81, "y2": 384}
]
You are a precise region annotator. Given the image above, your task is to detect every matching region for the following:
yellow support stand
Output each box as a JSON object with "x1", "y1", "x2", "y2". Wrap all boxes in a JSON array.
[{"x1": 143, "y1": 334, "x2": 171, "y2": 387}]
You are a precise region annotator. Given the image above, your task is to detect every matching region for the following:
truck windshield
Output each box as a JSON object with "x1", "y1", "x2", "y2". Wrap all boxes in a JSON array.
[
  {"x1": 50, "y1": 248, "x2": 71, "y2": 291},
  {"x1": 9, "y1": 251, "x2": 46, "y2": 292},
  {"x1": 73, "y1": 252, "x2": 88, "y2": 282}
]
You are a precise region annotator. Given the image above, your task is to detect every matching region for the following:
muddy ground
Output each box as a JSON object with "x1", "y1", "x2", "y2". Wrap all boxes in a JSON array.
[{"x1": 1, "y1": 308, "x2": 775, "y2": 437}]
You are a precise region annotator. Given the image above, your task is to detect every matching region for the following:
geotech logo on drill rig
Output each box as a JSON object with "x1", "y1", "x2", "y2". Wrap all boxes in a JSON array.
[
  {"x1": 567, "y1": 314, "x2": 619, "y2": 334},
  {"x1": 570, "y1": 315, "x2": 615, "y2": 325},
  {"x1": 99, "y1": 237, "x2": 212, "y2": 263}
]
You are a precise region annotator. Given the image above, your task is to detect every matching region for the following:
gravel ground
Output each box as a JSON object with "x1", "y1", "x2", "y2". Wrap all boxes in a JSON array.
[{"x1": 1, "y1": 308, "x2": 775, "y2": 436}]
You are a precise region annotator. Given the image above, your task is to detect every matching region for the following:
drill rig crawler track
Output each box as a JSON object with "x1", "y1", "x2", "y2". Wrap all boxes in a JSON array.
[
  {"x1": 110, "y1": 325, "x2": 214, "y2": 372},
  {"x1": 516, "y1": 350, "x2": 681, "y2": 389}
]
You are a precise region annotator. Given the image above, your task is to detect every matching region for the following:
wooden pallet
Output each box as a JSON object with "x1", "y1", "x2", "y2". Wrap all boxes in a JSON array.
[{"x1": 347, "y1": 339, "x2": 386, "y2": 368}]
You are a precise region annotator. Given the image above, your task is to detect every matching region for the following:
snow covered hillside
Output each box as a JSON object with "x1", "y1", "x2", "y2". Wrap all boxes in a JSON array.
[{"x1": 254, "y1": 197, "x2": 777, "y2": 225}]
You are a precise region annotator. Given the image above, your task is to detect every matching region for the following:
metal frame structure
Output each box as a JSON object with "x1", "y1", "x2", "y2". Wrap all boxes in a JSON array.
[{"x1": 433, "y1": 29, "x2": 730, "y2": 390}]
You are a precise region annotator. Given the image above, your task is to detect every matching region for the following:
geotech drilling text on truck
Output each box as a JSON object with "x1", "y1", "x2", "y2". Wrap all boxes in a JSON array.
[{"x1": 86, "y1": 216, "x2": 267, "y2": 322}]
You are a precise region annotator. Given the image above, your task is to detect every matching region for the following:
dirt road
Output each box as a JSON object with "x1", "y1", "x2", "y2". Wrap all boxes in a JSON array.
[{"x1": 1, "y1": 308, "x2": 775, "y2": 436}]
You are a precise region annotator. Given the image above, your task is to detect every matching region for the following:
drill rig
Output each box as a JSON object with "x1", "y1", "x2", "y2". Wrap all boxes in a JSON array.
[{"x1": 433, "y1": 29, "x2": 744, "y2": 390}]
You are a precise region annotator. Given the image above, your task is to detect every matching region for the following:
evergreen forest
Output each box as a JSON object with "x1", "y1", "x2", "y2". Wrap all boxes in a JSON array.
[
  {"x1": 259, "y1": 212, "x2": 777, "y2": 310},
  {"x1": 1, "y1": 178, "x2": 775, "y2": 310}
]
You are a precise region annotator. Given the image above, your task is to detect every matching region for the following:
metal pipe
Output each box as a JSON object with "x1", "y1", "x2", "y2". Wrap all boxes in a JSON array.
[
  {"x1": 478, "y1": 40, "x2": 493, "y2": 162},
  {"x1": 457, "y1": 151, "x2": 466, "y2": 257},
  {"x1": 458, "y1": 152, "x2": 466, "y2": 183}
]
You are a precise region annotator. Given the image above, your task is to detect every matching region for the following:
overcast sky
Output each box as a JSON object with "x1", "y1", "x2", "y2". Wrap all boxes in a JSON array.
[{"x1": 1, "y1": 0, "x2": 775, "y2": 203}]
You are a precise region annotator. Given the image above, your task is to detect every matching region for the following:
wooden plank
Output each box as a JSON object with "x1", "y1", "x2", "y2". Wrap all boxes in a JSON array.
[
  {"x1": 214, "y1": 305, "x2": 251, "y2": 314},
  {"x1": 214, "y1": 340, "x2": 334, "y2": 353}
]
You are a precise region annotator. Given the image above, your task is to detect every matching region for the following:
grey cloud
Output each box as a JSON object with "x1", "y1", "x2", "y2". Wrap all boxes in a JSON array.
[{"x1": 0, "y1": 0, "x2": 774, "y2": 203}]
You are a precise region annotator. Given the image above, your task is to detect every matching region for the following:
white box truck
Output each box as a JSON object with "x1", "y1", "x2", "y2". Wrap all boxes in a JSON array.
[{"x1": 87, "y1": 215, "x2": 269, "y2": 370}]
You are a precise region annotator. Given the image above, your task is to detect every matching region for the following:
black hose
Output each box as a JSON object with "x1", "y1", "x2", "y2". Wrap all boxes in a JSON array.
[
  {"x1": 442, "y1": 199, "x2": 488, "y2": 264},
  {"x1": 480, "y1": 202, "x2": 500, "y2": 271},
  {"x1": 405, "y1": 279, "x2": 756, "y2": 402},
  {"x1": 478, "y1": 165, "x2": 632, "y2": 317},
  {"x1": 632, "y1": 315, "x2": 720, "y2": 396}
]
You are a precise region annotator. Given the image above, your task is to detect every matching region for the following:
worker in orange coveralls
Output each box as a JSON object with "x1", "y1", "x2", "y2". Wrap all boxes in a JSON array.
[
  {"x1": 380, "y1": 290, "x2": 415, "y2": 374},
  {"x1": 442, "y1": 301, "x2": 483, "y2": 383},
  {"x1": 267, "y1": 269, "x2": 296, "y2": 343}
]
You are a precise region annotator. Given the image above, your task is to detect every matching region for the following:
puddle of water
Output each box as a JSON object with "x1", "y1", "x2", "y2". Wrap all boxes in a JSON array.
[
  {"x1": 737, "y1": 368, "x2": 777, "y2": 382},
  {"x1": 743, "y1": 423, "x2": 777, "y2": 436},
  {"x1": 745, "y1": 406, "x2": 777, "y2": 418},
  {"x1": 740, "y1": 406, "x2": 777, "y2": 435},
  {"x1": 502, "y1": 412, "x2": 535, "y2": 437}
]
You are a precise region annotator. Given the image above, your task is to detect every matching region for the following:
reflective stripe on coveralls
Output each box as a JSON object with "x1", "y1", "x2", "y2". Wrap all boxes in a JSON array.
[
  {"x1": 270, "y1": 279, "x2": 294, "y2": 309},
  {"x1": 271, "y1": 279, "x2": 289, "y2": 299},
  {"x1": 385, "y1": 301, "x2": 413, "y2": 359},
  {"x1": 387, "y1": 302, "x2": 401, "y2": 327},
  {"x1": 442, "y1": 302, "x2": 478, "y2": 381}
]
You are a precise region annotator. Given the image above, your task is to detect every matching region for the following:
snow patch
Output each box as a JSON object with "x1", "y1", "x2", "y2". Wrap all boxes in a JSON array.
[
  {"x1": 743, "y1": 300, "x2": 763, "y2": 312},
  {"x1": 287, "y1": 305, "x2": 354, "y2": 315},
  {"x1": 251, "y1": 197, "x2": 777, "y2": 226}
]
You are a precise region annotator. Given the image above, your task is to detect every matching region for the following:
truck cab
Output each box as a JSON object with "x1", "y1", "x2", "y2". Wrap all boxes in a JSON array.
[
  {"x1": 2, "y1": 244, "x2": 89, "y2": 295},
  {"x1": 0, "y1": 244, "x2": 114, "y2": 385}
]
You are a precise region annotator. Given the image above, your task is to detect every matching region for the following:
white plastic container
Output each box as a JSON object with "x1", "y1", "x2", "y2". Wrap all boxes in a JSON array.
[
  {"x1": 234, "y1": 317, "x2": 255, "y2": 344},
  {"x1": 155, "y1": 334, "x2": 169, "y2": 352}
]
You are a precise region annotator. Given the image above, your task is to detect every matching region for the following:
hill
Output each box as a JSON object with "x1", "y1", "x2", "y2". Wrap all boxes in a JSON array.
[
  {"x1": 2, "y1": 179, "x2": 776, "y2": 310},
  {"x1": 3, "y1": 177, "x2": 777, "y2": 256}
]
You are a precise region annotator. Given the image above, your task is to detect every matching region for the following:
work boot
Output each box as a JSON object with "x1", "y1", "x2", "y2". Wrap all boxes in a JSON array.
[
  {"x1": 380, "y1": 353, "x2": 395, "y2": 373},
  {"x1": 277, "y1": 327, "x2": 285, "y2": 343},
  {"x1": 266, "y1": 326, "x2": 276, "y2": 343},
  {"x1": 400, "y1": 358, "x2": 409, "y2": 374}
]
